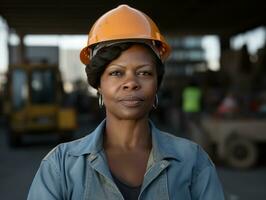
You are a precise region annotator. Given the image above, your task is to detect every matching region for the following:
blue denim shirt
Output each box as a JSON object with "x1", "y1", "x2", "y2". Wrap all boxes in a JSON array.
[{"x1": 27, "y1": 120, "x2": 225, "y2": 200}]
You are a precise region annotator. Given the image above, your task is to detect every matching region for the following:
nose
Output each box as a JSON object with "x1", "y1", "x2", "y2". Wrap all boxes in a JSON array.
[{"x1": 122, "y1": 74, "x2": 140, "y2": 90}]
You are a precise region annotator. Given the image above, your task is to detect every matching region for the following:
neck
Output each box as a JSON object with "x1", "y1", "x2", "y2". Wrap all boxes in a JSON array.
[{"x1": 104, "y1": 117, "x2": 152, "y2": 151}]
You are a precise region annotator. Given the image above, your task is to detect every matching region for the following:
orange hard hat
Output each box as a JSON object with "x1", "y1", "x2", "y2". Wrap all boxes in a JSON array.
[{"x1": 80, "y1": 4, "x2": 171, "y2": 65}]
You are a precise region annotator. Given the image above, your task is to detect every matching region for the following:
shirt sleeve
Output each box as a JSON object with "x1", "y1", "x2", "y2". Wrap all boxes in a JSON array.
[
  {"x1": 190, "y1": 146, "x2": 225, "y2": 200},
  {"x1": 191, "y1": 165, "x2": 225, "y2": 200},
  {"x1": 27, "y1": 151, "x2": 62, "y2": 200}
]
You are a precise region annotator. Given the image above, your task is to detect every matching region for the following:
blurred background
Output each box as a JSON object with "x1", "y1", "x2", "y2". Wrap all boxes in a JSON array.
[{"x1": 0, "y1": 0, "x2": 266, "y2": 199}]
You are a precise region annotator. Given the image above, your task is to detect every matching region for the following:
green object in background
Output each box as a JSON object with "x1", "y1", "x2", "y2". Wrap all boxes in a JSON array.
[{"x1": 182, "y1": 86, "x2": 202, "y2": 113}]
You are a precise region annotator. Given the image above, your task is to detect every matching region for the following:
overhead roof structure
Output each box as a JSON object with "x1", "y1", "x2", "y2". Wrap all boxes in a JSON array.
[{"x1": 0, "y1": 0, "x2": 265, "y2": 37}]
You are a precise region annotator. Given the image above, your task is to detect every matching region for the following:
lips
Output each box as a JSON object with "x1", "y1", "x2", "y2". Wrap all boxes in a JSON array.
[{"x1": 118, "y1": 96, "x2": 144, "y2": 107}]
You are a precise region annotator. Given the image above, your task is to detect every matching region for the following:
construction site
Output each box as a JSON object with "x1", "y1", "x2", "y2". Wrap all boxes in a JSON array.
[{"x1": 0, "y1": 0, "x2": 266, "y2": 199}]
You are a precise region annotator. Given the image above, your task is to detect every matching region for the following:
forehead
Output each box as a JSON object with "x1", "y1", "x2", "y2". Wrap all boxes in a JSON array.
[{"x1": 108, "y1": 44, "x2": 156, "y2": 66}]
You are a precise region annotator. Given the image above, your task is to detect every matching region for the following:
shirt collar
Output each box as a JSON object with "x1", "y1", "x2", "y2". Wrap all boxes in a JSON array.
[
  {"x1": 68, "y1": 120, "x2": 106, "y2": 156},
  {"x1": 149, "y1": 120, "x2": 182, "y2": 162},
  {"x1": 69, "y1": 119, "x2": 182, "y2": 162}
]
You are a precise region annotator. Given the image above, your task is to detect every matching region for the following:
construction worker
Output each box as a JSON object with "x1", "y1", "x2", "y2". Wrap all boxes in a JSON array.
[
  {"x1": 182, "y1": 81, "x2": 202, "y2": 115},
  {"x1": 182, "y1": 80, "x2": 212, "y2": 154},
  {"x1": 181, "y1": 80, "x2": 203, "y2": 135},
  {"x1": 28, "y1": 5, "x2": 224, "y2": 200}
]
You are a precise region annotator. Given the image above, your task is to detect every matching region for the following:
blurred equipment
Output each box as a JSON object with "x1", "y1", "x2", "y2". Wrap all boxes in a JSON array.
[
  {"x1": 201, "y1": 117, "x2": 266, "y2": 169},
  {"x1": 3, "y1": 64, "x2": 77, "y2": 147}
]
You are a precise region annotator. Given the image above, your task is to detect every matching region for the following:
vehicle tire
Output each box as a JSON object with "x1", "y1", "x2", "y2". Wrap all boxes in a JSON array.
[{"x1": 225, "y1": 137, "x2": 258, "y2": 169}]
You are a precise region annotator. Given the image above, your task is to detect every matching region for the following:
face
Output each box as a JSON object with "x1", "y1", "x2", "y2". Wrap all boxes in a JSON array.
[{"x1": 98, "y1": 44, "x2": 158, "y2": 120}]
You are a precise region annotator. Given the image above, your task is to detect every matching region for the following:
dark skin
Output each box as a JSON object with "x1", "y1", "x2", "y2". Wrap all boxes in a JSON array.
[{"x1": 98, "y1": 44, "x2": 158, "y2": 187}]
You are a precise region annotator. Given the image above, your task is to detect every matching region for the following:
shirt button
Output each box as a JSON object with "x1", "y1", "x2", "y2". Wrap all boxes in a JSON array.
[
  {"x1": 160, "y1": 161, "x2": 168, "y2": 168},
  {"x1": 89, "y1": 154, "x2": 97, "y2": 161}
]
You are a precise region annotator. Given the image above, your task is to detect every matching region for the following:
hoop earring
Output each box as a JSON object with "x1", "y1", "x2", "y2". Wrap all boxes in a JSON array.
[
  {"x1": 153, "y1": 94, "x2": 159, "y2": 109},
  {"x1": 98, "y1": 94, "x2": 104, "y2": 108}
]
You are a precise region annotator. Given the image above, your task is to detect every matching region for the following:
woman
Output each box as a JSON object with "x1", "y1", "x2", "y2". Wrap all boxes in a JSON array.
[{"x1": 28, "y1": 5, "x2": 224, "y2": 200}]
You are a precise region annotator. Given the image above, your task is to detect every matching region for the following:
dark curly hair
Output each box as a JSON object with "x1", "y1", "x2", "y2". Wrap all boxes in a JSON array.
[{"x1": 85, "y1": 42, "x2": 165, "y2": 89}]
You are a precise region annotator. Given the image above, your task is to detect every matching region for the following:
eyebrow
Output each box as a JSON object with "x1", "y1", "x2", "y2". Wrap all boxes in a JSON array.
[{"x1": 108, "y1": 63, "x2": 153, "y2": 69}]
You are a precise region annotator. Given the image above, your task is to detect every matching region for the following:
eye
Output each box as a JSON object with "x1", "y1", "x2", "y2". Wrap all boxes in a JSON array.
[
  {"x1": 109, "y1": 70, "x2": 123, "y2": 76},
  {"x1": 137, "y1": 71, "x2": 152, "y2": 76}
]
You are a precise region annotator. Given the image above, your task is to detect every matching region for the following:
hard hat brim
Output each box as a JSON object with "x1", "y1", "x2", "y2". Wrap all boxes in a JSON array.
[{"x1": 80, "y1": 38, "x2": 171, "y2": 65}]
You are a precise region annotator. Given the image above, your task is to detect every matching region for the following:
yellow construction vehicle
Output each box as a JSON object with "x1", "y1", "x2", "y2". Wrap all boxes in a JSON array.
[{"x1": 3, "y1": 64, "x2": 77, "y2": 146}]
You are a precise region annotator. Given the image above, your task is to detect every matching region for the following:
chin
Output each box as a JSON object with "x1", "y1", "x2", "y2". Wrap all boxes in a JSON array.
[
  {"x1": 109, "y1": 110, "x2": 150, "y2": 121},
  {"x1": 119, "y1": 115, "x2": 147, "y2": 121}
]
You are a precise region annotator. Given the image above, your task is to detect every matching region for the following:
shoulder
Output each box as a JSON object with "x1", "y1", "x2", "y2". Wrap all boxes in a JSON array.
[
  {"x1": 43, "y1": 120, "x2": 106, "y2": 162},
  {"x1": 161, "y1": 133, "x2": 225, "y2": 199},
  {"x1": 42, "y1": 132, "x2": 97, "y2": 166},
  {"x1": 156, "y1": 129, "x2": 214, "y2": 171}
]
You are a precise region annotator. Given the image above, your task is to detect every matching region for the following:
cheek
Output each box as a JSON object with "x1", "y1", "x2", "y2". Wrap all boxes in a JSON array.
[
  {"x1": 148, "y1": 77, "x2": 158, "y2": 93},
  {"x1": 144, "y1": 81, "x2": 157, "y2": 102},
  {"x1": 99, "y1": 80, "x2": 118, "y2": 103},
  {"x1": 100, "y1": 85, "x2": 115, "y2": 100},
  {"x1": 99, "y1": 75, "x2": 114, "y2": 93}
]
